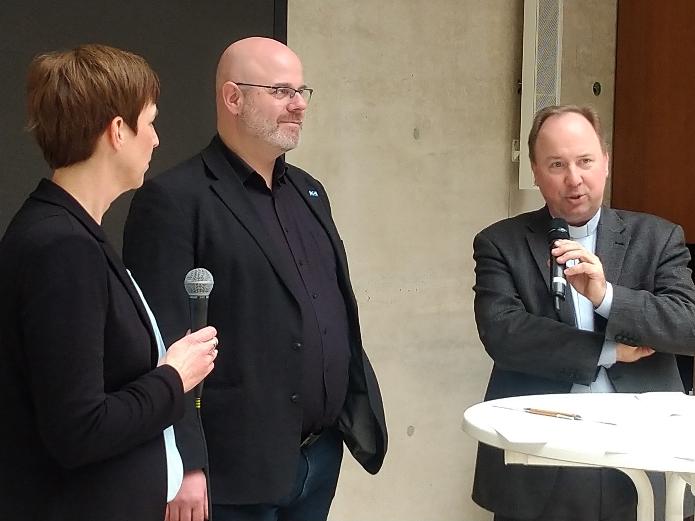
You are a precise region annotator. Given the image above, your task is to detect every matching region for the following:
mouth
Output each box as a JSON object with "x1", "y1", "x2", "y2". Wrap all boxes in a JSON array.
[{"x1": 566, "y1": 194, "x2": 586, "y2": 201}]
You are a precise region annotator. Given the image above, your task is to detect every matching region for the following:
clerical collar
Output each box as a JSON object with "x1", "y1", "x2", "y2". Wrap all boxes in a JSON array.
[{"x1": 567, "y1": 209, "x2": 601, "y2": 239}]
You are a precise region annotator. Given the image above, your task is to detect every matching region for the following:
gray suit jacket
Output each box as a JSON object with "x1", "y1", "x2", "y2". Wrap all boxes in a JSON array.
[{"x1": 471, "y1": 205, "x2": 695, "y2": 518}]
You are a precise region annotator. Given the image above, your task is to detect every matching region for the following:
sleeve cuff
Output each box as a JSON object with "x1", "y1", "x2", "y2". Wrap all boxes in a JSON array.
[
  {"x1": 595, "y1": 282, "x2": 613, "y2": 318},
  {"x1": 598, "y1": 339, "x2": 618, "y2": 368}
]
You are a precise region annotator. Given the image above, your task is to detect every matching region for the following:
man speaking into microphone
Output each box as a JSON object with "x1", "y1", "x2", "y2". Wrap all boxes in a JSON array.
[{"x1": 471, "y1": 105, "x2": 695, "y2": 521}]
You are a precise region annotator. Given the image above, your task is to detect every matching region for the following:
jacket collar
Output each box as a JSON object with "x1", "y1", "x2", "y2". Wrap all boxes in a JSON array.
[
  {"x1": 30, "y1": 178, "x2": 159, "y2": 365},
  {"x1": 201, "y1": 136, "x2": 305, "y2": 297},
  {"x1": 30, "y1": 178, "x2": 107, "y2": 243},
  {"x1": 201, "y1": 136, "x2": 352, "y2": 303},
  {"x1": 524, "y1": 205, "x2": 628, "y2": 324}
]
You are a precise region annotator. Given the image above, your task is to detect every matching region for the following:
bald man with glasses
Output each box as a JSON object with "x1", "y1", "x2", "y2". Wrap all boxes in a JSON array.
[{"x1": 124, "y1": 37, "x2": 387, "y2": 521}]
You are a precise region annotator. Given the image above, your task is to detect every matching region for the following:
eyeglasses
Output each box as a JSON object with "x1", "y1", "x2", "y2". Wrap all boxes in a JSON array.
[{"x1": 234, "y1": 82, "x2": 313, "y2": 104}]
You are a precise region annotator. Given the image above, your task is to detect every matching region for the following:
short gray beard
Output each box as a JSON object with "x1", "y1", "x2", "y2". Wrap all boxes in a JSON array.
[{"x1": 240, "y1": 103, "x2": 300, "y2": 152}]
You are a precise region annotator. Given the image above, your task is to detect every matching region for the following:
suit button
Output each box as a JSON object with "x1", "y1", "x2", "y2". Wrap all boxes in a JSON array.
[
  {"x1": 292, "y1": 342, "x2": 302, "y2": 351},
  {"x1": 290, "y1": 393, "x2": 300, "y2": 403}
]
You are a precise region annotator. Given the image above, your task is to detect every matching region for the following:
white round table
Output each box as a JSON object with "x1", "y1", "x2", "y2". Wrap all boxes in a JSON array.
[{"x1": 463, "y1": 393, "x2": 695, "y2": 521}]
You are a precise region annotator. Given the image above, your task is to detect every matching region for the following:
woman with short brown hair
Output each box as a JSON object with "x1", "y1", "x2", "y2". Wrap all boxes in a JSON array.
[{"x1": 0, "y1": 44, "x2": 217, "y2": 521}]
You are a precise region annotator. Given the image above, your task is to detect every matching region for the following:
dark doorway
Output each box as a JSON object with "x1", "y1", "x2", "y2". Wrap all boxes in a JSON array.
[
  {"x1": 612, "y1": 0, "x2": 695, "y2": 240},
  {"x1": 1, "y1": 1, "x2": 287, "y2": 253},
  {"x1": 612, "y1": 0, "x2": 695, "y2": 392}
]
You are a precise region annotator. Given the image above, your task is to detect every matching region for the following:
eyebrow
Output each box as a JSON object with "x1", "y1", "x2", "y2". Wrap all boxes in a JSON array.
[
  {"x1": 544, "y1": 153, "x2": 595, "y2": 161},
  {"x1": 272, "y1": 82, "x2": 309, "y2": 90}
]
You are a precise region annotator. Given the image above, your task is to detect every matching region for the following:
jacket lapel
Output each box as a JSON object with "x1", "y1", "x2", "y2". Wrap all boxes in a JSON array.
[
  {"x1": 201, "y1": 138, "x2": 304, "y2": 297},
  {"x1": 285, "y1": 170, "x2": 348, "y2": 268},
  {"x1": 595, "y1": 207, "x2": 628, "y2": 285},
  {"x1": 525, "y1": 207, "x2": 576, "y2": 326},
  {"x1": 101, "y1": 244, "x2": 161, "y2": 366}
]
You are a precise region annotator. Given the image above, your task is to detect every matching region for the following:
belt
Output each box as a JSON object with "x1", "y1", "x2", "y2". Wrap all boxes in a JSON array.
[{"x1": 300, "y1": 431, "x2": 323, "y2": 449}]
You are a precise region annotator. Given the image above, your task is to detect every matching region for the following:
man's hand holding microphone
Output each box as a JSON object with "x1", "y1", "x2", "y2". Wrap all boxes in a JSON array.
[{"x1": 550, "y1": 228, "x2": 655, "y2": 364}]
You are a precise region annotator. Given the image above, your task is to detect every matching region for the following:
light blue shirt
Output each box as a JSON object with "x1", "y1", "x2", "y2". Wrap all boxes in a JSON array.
[
  {"x1": 564, "y1": 209, "x2": 618, "y2": 393},
  {"x1": 127, "y1": 271, "x2": 184, "y2": 502}
]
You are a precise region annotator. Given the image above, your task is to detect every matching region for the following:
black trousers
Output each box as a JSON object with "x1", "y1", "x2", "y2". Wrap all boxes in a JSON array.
[{"x1": 494, "y1": 467, "x2": 637, "y2": 521}]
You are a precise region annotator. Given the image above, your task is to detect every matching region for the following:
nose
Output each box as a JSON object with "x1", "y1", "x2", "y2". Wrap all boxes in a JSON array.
[
  {"x1": 565, "y1": 165, "x2": 582, "y2": 186},
  {"x1": 287, "y1": 93, "x2": 308, "y2": 111},
  {"x1": 152, "y1": 127, "x2": 160, "y2": 149}
]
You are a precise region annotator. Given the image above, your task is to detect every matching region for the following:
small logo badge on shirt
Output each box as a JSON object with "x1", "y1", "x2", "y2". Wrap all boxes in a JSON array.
[{"x1": 308, "y1": 190, "x2": 319, "y2": 197}]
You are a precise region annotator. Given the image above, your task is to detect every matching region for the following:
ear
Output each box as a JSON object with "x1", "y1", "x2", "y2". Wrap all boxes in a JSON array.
[
  {"x1": 107, "y1": 116, "x2": 126, "y2": 150},
  {"x1": 221, "y1": 81, "x2": 243, "y2": 115}
]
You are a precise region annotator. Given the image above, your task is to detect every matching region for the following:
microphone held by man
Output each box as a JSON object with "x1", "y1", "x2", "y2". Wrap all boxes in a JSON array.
[{"x1": 547, "y1": 217, "x2": 570, "y2": 311}]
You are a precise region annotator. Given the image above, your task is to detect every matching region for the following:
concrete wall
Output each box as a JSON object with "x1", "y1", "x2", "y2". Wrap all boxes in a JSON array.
[{"x1": 287, "y1": 1, "x2": 616, "y2": 519}]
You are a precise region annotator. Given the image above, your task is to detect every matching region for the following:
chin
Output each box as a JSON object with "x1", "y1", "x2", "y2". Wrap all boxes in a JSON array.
[
  {"x1": 132, "y1": 171, "x2": 148, "y2": 189},
  {"x1": 275, "y1": 138, "x2": 299, "y2": 152},
  {"x1": 565, "y1": 212, "x2": 593, "y2": 226}
]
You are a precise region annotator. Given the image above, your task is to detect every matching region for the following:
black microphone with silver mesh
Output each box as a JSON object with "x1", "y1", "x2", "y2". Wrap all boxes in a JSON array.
[
  {"x1": 547, "y1": 218, "x2": 570, "y2": 312},
  {"x1": 184, "y1": 268, "x2": 214, "y2": 408}
]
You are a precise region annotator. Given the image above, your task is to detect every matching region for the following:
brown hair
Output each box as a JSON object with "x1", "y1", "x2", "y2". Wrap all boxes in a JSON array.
[
  {"x1": 26, "y1": 44, "x2": 160, "y2": 169},
  {"x1": 528, "y1": 105, "x2": 607, "y2": 163}
]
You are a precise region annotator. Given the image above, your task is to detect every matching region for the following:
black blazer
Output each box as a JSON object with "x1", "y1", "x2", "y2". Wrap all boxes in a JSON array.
[
  {"x1": 0, "y1": 179, "x2": 185, "y2": 521},
  {"x1": 471, "y1": 206, "x2": 695, "y2": 518},
  {"x1": 123, "y1": 135, "x2": 387, "y2": 504}
]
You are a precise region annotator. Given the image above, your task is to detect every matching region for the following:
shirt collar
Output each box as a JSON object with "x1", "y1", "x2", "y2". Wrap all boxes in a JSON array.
[
  {"x1": 568, "y1": 208, "x2": 601, "y2": 239},
  {"x1": 218, "y1": 136, "x2": 288, "y2": 188}
]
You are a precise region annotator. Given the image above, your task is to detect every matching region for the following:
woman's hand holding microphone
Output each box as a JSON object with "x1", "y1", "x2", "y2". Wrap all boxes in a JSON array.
[{"x1": 161, "y1": 326, "x2": 218, "y2": 392}]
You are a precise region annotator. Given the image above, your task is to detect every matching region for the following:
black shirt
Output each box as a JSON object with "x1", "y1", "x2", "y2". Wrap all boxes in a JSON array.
[{"x1": 222, "y1": 144, "x2": 351, "y2": 437}]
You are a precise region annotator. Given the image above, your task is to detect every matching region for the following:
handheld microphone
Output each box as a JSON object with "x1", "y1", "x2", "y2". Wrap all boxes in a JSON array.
[
  {"x1": 184, "y1": 268, "x2": 214, "y2": 408},
  {"x1": 547, "y1": 218, "x2": 570, "y2": 312}
]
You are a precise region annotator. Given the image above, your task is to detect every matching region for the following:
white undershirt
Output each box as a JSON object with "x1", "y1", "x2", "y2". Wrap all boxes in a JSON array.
[{"x1": 127, "y1": 271, "x2": 184, "y2": 502}]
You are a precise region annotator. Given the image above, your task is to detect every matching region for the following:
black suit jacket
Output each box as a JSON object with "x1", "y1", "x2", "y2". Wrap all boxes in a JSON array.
[
  {"x1": 123, "y1": 136, "x2": 387, "y2": 504},
  {"x1": 472, "y1": 206, "x2": 695, "y2": 519},
  {"x1": 0, "y1": 179, "x2": 185, "y2": 520}
]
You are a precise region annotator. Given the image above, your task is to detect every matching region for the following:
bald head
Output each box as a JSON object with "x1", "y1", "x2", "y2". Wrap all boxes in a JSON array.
[
  {"x1": 215, "y1": 37, "x2": 303, "y2": 93},
  {"x1": 214, "y1": 37, "x2": 308, "y2": 162}
]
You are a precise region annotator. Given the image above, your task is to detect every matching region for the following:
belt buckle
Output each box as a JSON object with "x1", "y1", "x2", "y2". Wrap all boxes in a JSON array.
[{"x1": 300, "y1": 431, "x2": 322, "y2": 449}]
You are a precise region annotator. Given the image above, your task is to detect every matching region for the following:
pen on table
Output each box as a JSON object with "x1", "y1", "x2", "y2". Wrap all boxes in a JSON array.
[
  {"x1": 523, "y1": 408, "x2": 582, "y2": 420},
  {"x1": 490, "y1": 404, "x2": 616, "y2": 425}
]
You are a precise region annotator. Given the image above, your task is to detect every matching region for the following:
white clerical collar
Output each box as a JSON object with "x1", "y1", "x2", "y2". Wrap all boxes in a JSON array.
[{"x1": 567, "y1": 208, "x2": 601, "y2": 239}]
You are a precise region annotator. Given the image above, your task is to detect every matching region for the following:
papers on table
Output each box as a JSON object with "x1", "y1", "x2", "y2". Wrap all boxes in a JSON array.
[{"x1": 486, "y1": 392, "x2": 695, "y2": 462}]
